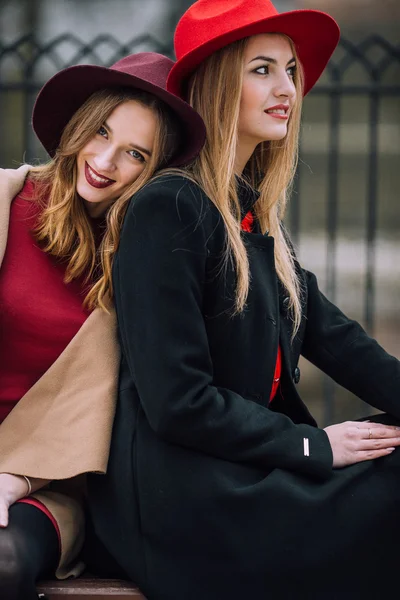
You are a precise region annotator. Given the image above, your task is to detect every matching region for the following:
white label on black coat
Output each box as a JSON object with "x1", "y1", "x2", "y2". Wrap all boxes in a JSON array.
[{"x1": 303, "y1": 438, "x2": 310, "y2": 457}]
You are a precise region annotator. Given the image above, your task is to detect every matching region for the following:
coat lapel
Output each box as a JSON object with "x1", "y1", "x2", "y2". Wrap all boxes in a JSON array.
[{"x1": 0, "y1": 307, "x2": 120, "y2": 478}]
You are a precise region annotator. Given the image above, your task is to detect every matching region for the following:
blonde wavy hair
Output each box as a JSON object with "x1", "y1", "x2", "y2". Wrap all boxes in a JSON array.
[
  {"x1": 183, "y1": 34, "x2": 304, "y2": 336},
  {"x1": 29, "y1": 87, "x2": 179, "y2": 311}
]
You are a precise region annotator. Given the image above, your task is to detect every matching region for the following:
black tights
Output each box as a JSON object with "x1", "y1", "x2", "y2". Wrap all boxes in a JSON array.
[{"x1": 0, "y1": 502, "x2": 59, "y2": 600}]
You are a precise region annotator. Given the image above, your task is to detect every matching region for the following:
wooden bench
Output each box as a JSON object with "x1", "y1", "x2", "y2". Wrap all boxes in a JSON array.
[{"x1": 37, "y1": 575, "x2": 146, "y2": 599}]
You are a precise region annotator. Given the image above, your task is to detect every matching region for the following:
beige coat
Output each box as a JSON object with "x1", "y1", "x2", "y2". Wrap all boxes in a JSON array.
[{"x1": 0, "y1": 165, "x2": 120, "y2": 578}]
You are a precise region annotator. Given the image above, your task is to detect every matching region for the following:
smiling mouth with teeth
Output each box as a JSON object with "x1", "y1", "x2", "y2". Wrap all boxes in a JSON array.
[
  {"x1": 84, "y1": 162, "x2": 116, "y2": 189},
  {"x1": 264, "y1": 106, "x2": 289, "y2": 120}
]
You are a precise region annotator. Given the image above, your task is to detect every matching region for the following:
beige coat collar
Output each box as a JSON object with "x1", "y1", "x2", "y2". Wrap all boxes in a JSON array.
[{"x1": 0, "y1": 166, "x2": 119, "y2": 479}]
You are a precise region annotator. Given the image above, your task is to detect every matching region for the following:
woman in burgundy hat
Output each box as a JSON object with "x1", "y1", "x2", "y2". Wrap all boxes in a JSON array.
[
  {"x1": 0, "y1": 52, "x2": 204, "y2": 599},
  {"x1": 88, "y1": 2, "x2": 400, "y2": 598}
]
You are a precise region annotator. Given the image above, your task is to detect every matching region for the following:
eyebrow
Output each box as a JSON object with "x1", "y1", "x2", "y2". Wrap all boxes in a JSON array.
[
  {"x1": 248, "y1": 55, "x2": 296, "y2": 66},
  {"x1": 104, "y1": 121, "x2": 152, "y2": 157}
]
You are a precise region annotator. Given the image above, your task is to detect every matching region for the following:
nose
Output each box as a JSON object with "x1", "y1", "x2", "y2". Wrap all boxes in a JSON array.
[
  {"x1": 272, "y1": 70, "x2": 296, "y2": 101},
  {"x1": 92, "y1": 146, "x2": 117, "y2": 173}
]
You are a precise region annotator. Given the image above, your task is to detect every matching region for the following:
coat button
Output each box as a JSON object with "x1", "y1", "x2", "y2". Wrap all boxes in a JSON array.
[{"x1": 293, "y1": 367, "x2": 301, "y2": 384}]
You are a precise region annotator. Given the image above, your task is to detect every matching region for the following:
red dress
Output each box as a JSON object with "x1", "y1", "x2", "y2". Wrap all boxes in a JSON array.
[{"x1": 0, "y1": 179, "x2": 92, "y2": 545}]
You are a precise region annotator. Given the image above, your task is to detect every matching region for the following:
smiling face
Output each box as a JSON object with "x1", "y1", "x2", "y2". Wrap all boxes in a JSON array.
[
  {"x1": 237, "y1": 33, "x2": 297, "y2": 171},
  {"x1": 76, "y1": 99, "x2": 157, "y2": 218}
]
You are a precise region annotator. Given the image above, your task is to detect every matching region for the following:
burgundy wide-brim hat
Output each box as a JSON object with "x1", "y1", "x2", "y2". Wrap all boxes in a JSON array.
[
  {"x1": 32, "y1": 52, "x2": 206, "y2": 167},
  {"x1": 167, "y1": 0, "x2": 340, "y2": 99}
]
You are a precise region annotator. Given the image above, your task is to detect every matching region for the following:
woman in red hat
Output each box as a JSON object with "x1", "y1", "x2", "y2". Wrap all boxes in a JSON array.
[
  {"x1": 88, "y1": 2, "x2": 400, "y2": 599},
  {"x1": 0, "y1": 52, "x2": 204, "y2": 599}
]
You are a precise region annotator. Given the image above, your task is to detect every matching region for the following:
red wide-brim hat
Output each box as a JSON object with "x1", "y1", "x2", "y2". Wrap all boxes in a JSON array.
[
  {"x1": 32, "y1": 52, "x2": 206, "y2": 167},
  {"x1": 167, "y1": 0, "x2": 340, "y2": 99}
]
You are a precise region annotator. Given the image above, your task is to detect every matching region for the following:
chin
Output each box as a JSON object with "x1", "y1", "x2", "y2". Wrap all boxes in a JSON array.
[
  {"x1": 77, "y1": 184, "x2": 100, "y2": 205},
  {"x1": 263, "y1": 129, "x2": 288, "y2": 142},
  {"x1": 252, "y1": 123, "x2": 287, "y2": 141}
]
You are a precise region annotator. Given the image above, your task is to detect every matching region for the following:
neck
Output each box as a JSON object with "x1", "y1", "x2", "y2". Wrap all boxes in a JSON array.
[
  {"x1": 83, "y1": 199, "x2": 108, "y2": 220},
  {"x1": 235, "y1": 137, "x2": 258, "y2": 175}
]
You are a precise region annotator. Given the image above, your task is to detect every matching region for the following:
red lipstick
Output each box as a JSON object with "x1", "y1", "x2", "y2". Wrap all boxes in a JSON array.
[
  {"x1": 264, "y1": 104, "x2": 289, "y2": 120},
  {"x1": 84, "y1": 162, "x2": 115, "y2": 189}
]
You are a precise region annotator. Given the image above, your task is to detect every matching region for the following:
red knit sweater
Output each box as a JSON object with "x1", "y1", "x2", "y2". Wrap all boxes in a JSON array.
[{"x1": 0, "y1": 180, "x2": 91, "y2": 421}]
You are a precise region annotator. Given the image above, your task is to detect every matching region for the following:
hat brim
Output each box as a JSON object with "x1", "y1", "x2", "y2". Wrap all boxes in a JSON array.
[
  {"x1": 32, "y1": 64, "x2": 205, "y2": 166},
  {"x1": 167, "y1": 9, "x2": 340, "y2": 98}
]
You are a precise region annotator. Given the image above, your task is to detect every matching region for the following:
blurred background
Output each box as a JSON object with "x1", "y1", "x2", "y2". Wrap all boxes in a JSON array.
[{"x1": 1, "y1": 0, "x2": 399, "y2": 425}]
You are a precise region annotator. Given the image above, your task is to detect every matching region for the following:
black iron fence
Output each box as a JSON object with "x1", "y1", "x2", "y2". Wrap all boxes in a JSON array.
[{"x1": 1, "y1": 34, "x2": 399, "y2": 423}]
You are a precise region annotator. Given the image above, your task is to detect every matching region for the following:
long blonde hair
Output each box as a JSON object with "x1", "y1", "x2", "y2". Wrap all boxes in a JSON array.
[
  {"x1": 185, "y1": 35, "x2": 304, "y2": 336},
  {"x1": 30, "y1": 87, "x2": 179, "y2": 310}
]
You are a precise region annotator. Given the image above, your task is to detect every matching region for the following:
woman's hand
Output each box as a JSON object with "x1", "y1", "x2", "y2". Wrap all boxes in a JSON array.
[
  {"x1": 324, "y1": 421, "x2": 400, "y2": 468},
  {"x1": 0, "y1": 473, "x2": 30, "y2": 527}
]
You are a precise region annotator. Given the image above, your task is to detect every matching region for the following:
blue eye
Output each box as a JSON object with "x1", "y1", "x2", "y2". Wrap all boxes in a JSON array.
[
  {"x1": 287, "y1": 65, "x2": 296, "y2": 78},
  {"x1": 254, "y1": 65, "x2": 269, "y2": 75},
  {"x1": 97, "y1": 125, "x2": 108, "y2": 137},
  {"x1": 129, "y1": 149, "x2": 145, "y2": 163}
]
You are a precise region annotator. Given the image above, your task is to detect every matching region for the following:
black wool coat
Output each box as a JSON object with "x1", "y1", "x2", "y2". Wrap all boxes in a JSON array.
[{"x1": 88, "y1": 175, "x2": 400, "y2": 600}]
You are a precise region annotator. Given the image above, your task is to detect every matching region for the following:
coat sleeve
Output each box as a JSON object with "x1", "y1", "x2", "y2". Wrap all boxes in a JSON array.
[
  {"x1": 114, "y1": 179, "x2": 333, "y2": 480},
  {"x1": 301, "y1": 269, "x2": 400, "y2": 416}
]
